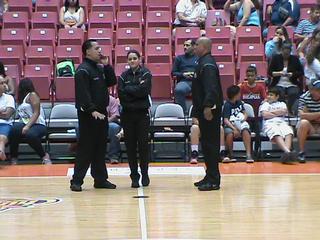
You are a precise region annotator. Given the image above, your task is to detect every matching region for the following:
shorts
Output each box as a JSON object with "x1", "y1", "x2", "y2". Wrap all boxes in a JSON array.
[
  {"x1": 0, "y1": 123, "x2": 12, "y2": 137},
  {"x1": 296, "y1": 121, "x2": 320, "y2": 135},
  {"x1": 264, "y1": 122, "x2": 293, "y2": 140},
  {"x1": 225, "y1": 121, "x2": 250, "y2": 135}
]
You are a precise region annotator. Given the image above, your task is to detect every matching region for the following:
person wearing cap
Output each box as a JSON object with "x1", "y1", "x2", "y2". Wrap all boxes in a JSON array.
[
  {"x1": 268, "y1": 41, "x2": 304, "y2": 115},
  {"x1": 297, "y1": 79, "x2": 320, "y2": 163},
  {"x1": 172, "y1": 39, "x2": 198, "y2": 114}
]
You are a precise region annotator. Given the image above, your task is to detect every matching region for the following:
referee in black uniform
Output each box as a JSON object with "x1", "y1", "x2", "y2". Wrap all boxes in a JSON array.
[
  {"x1": 70, "y1": 40, "x2": 117, "y2": 192},
  {"x1": 192, "y1": 37, "x2": 223, "y2": 191},
  {"x1": 118, "y1": 50, "x2": 152, "y2": 188}
]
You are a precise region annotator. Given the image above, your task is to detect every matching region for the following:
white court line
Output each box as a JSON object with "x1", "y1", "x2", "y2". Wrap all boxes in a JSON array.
[{"x1": 138, "y1": 187, "x2": 148, "y2": 240}]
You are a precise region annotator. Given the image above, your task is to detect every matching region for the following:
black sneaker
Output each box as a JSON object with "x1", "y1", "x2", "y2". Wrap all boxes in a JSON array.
[
  {"x1": 194, "y1": 178, "x2": 207, "y2": 187},
  {"x1": 280, "y1": 152, "x2": 291, "y2": 164},
  {"x1": 70, "y1": 183, "x2": 82, "y2": 192},
  {"x1": 298, "y1": 151, "x2": 306, "y2": 163},
  {"x1": 94, "y1": 180, "x2": 116, "y2": 189},
  {"x1": 198, "y1": 182, "x2": 220, "y2": 191},
  {"x1": 131, "y1": 181, "x2": 140, "y2": 188},
  {"x1": 142, "y1": 174, "x2": 150, "y2": 187}
]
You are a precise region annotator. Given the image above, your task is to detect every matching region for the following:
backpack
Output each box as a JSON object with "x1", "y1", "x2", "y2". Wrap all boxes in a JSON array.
[{"x1": 56, "y1": 59, "x2": 75, "y2": 77}]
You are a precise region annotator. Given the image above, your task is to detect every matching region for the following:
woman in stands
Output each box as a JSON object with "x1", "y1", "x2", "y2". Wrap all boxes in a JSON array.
[
  {"x1": 224, "y1": 0, "x2": 261, "y2": 27},
  {"x1": 0, "y1": 61, "x2": 16, "y2": 96},
  {"x1": 118, "y1": 50, "x2": 152, "y2": 188},
  {"x1": 0, "y1": 75, "x2": 15, "y2": 161},
  {"x1": 9, "y1": 78, "x2": 51, "y2": 165},
  {"x1": 265, "y1": 26, "x2": 290, "y2": 60},
  {"x1": 59, "y1": 0, "x2": 85, "y2": 30},
  {"x1": 268, "y1": 42, "x2": 304, "y2": 115}
]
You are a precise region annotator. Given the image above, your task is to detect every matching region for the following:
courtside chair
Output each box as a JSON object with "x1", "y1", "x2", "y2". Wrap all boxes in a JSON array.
[{"x1": 151, "y1": 103, "x2": 188, "y2": 161}]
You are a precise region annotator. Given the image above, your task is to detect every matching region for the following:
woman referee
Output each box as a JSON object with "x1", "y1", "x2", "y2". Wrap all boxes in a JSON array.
[{"x1": 118, "y1": 50, "x2": 152, "y2": 188}]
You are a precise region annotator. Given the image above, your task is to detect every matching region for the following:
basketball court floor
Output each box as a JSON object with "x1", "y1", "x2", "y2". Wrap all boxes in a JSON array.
[{"x1": 0, "y1": 162, "x2": 320, "y2": 239}]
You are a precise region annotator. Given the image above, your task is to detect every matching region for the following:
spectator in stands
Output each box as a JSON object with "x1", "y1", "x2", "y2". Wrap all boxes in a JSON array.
[
  {"x1": 296, "y1": 79, "x2": 320, "y2": 163},
  {"x1": 172, "y1": 39, "x2": 198, "y2": 114},
  {"x1": 118, "y1": 50, "x2": 152, "y2": 188},
  {"x1": 174, "y1": 0, "x2": 207, "y2": 35},
  {"x1": 0, "y1": 61, "x2": 16, "y2": 96},
  {"x1": 0, "y1": 75, "x2": 15, "y2": 161},
  {"x1": 224, "y1": 0, "x2": 261, "y2": 27},
  {"x1": 294, "y1": 6, "x2": 320, "y2": 43},
  {"x1": 265, "y1": 26, "x2": 291, "y2": 60},
  {"x1": 240, "y1": 66, "x2": 267, "y2": 116},
  {"x1": 259, "y1": 87, "x2": 295, "y2": 163},
  {"x1": 297, "y1": 28, "x2": 320, "y2": 85},
  {"x1": 267, "y1": 0, "x2": 295, "y2": 27},
  {"x1": 9, "y1": 78, "x2": 51, "y2": 165},
  {"x1": 189, "y1": 119, "x2": 226, "y2": 164},
  {"x1": 268, "y1": 41, "x2": 304, "y2": 115},
  {"x1": 223, "y1": 85, "x2": 254, "y2": 163},
  {"x1": 59, "y1": 0, "x2": 85, "y2": 30}
]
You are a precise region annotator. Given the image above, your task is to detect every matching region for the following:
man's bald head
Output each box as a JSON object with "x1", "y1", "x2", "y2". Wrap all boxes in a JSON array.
[{"x1": 194, "y1": 37, "x2": 212, "y2": 57}]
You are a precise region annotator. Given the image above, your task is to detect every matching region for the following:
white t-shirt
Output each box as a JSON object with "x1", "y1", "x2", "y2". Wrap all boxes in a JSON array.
[
  {"x1": 259, "y1": 101, "x2": 287, "y2": 125},
  {"x1": 174, "y1": 0, "x2": 207, "y2": 26},
  {"x1": 0, "y1": 93, "x2": 15, "y2": 125}
]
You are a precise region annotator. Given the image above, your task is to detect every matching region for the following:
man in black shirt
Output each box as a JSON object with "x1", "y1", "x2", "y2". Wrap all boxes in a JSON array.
[
  {"x1": 70, "y1": 40, "x2": 117, "y2": 192},
  {"x1": 192, "y1": 37, "x2": 223, "y2": 191}
]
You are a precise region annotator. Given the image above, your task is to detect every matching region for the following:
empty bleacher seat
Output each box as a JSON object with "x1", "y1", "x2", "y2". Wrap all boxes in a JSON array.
[
  {"x1": 26, "y1": 46, "x2": 54, "y2": 65},
  {"x1": 237, "y1": 43, "x2": 265, "y2": 63},
  {"x1": 54, "y1": 77, "x2": 75, "y2": 101},
  {"x1": 145, "y1": 44, "x2": 172, "y2": 64},
  {"x1": 24, "y1": 64, "x2": 52, "y2": 100},
  {"x1": 58, "y1": 28, "x2": 85, "y2": 46},
  {"x1": 2, "y1": 12, "x2": 29, "y2": 30},
  {"x1": 117, "y1": 11, "x2": 143, "y2": 28},
  {"x1": 0, "y1": 46, "x2": 24, "y2": 73},
  {"x1": 206, "y1": 27, "x2": 232, "y2": 44},
  {"x1": 1, "y1": 28, "x2": 28, "y2": 49},
  {"x1": 56, "y1": 45, "x2": 82, "y2": 64},
  {"x1": 31, "y1": 12, "x2": 58, "y2": 30},
  {"x1": 116, "y1": 28, "x2": 143, "y2": 45},
  {"x1": 35, "y1": 0, "x2": 61, "y2": 13},
  {"x1": 118, "y1": 0, "x2": 143, "y2": 12},
  {"x1": 211, "y1": 43, "x2": 235, "y2": 63},
  {"x1": 88, "y1": 28, "x2": 113, "y2": 46},
  {"x1": 29, "y1": 29, "x2": 56, "y2": 47},
  {"x1": 236, "y1": 26, "x2": 262, "y2": 45},
  {"x1": 217, "y1": 62, "x2": 236, "y2": 99},
  {"x1": 88, "y1": 11, "x2": 114, "y2": 29},
  {"x1": 146, "y1": 0, "x2": 172, "y2": 11},
  {"x1": 146, "y1": 10, "x2": 172, "y2": 28},
  {"x1": 8, "y1": 0, "x2": 33, "y2": 18},
  {"x1": 4, "y1": 65, "x2": 21, "y2": 85},
  {"x1": 146, "y1": 27, "x2": 172, "y2": 45}
]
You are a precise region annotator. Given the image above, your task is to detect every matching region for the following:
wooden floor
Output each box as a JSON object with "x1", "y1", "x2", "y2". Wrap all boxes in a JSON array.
[{"x1": 0, "y1": 163, "x2": 320, "y2": 239}]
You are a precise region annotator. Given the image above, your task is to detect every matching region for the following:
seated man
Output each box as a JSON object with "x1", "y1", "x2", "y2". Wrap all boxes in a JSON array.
[
  {"x1": 174, "y1": 0, "x2": 207, "y2": 35},
  {"x1": 296, "y1": 80, "x2": 320, "y2": 163},
  {"x1": 0, "y1": 76, "x2": 15, "y2": 160},
  {"x1": 189, "y1": 118, "x2": 225, "y2": 164},
  {"x1": 172, "y1": 39, "x2": 198, "y2": 114},
  {"x1": 223, "y1": 85, "x2": 254, "y2": 163},
  {"x1": 294, "y1": 6, "x2": 320, "y2": 43},
  {"x1": 259, "y1": 88, "x2": 295, "y2": 164}
]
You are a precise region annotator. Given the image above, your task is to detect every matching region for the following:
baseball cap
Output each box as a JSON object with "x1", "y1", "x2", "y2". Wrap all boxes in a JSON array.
[{"x1": 310, "y1": 79, "x2": 320, "y2": 89}]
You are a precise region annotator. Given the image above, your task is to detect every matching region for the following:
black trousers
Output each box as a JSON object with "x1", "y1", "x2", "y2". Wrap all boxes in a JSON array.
[
  {"x1": 198, "y1": 108, "x2": 221, "y2": 185},
  {"x1": 71, "y1": 110, "x2": 108, "y2": 185},
  {"x1": 121, "y1": 109, "x2": 150, "y2": 181}
]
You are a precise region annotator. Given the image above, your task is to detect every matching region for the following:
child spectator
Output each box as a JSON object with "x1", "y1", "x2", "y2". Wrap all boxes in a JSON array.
[
  {"x1": 294, "y1": 6, "x2": 320, "y2": 43},
  {"x1": 223, "y1": 85, "x2": 254, "y2": 163},
  {"x1": 240, "y1": 66, "x2": 267, "y2": 116},
  {"x1": 259, "y1": 88, "x2": 295, "y2": 163}
]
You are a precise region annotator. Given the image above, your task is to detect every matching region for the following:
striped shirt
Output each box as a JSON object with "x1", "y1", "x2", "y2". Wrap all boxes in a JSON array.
[
  {"x1": 295, "y1": 19, "x2": 318, "y2": 36},
  {"x1": 298, "y1": 91, "x2": 320, "y2": 112}
]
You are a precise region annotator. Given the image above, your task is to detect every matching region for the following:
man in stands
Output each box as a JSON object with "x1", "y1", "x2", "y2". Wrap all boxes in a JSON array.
[
  {"x1": 297, "y1": 79, "x2": 320, "y2": 163},
  {"x1": 172, "y1": 39, "x2": 198, "y2": 114}
]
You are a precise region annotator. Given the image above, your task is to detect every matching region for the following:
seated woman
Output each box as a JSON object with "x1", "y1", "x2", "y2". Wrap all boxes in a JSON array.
[
  {"x1": 224, "y1": 0, "x2": 260, "y2": 27},
  {"x1": 0, "y1": 61, "x2": 16, "y2": 96},
  {"x1": 9, "y1": 78, "x2": 51, "y2": 165},
  {"x1": 0, "y1": 76, "x2": 15, "y2": 161},
  {"x1": 265, "y1": 26, "x2": 291, "y2": 60},
  {"x1": 268, "y1": 42, "x2": 304, "y2": 115},
  {"x1": 59, "y1": 0, "x2": 85, "y2": 30}
]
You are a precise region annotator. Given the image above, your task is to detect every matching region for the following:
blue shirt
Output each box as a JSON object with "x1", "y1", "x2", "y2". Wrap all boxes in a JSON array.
[
  {"x1": 172, "y1": 54, "x2": 198, "y2": 82},
  {"x1": 295, "y1": 19, "x2": 318, "y2": 36},
  {"x1": 237, "y1": 4, "x2": 260, "y2": 26}
]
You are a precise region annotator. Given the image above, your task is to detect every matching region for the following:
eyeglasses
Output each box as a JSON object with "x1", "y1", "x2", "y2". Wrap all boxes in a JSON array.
[{"x1": 128, "y1": 57, "x2": 138, "y2": 61}]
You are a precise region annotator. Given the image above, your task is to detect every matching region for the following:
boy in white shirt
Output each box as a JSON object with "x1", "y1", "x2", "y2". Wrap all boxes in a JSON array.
[
  {"x1": 0, "y1": 76, "x2": 15, "y2": 160},
  {"x1": 259, "y1": 88, "x2": 295, "y2": 163}
]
